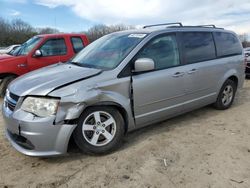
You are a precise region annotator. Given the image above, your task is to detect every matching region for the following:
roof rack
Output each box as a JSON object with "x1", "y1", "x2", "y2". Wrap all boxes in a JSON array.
[
  {"x1": 143, "y1": 22, "x2": 183, "y2": 29},
  {"x1": 188, "y1": 25, "x2": 223, "y2": 29},
  {"x1": 197, "y1": 25, "x2": 224, "y2": 29},
  {"x1": 196, "y1": 24, "x2": 216, "y2": 28},
  {"x1": 143, "y1": 22, "x2": 224, "y2": 30}
]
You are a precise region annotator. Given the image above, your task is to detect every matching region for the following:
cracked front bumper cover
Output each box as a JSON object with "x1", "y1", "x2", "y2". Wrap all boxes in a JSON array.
[{"x1": 2, "y1": 105, "x2": 77, "y2": 157}]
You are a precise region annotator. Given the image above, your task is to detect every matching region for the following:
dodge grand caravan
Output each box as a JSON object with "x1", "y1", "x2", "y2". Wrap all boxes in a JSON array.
[
  {"x1": 2, "y1": 23, "x2": 245, "y2": 156},
  {"x1": 0, "y1": 33, "x2": 89, "y2": 97}
]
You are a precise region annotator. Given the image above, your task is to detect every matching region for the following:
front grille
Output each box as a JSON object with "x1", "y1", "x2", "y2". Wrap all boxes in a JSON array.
[
  {"x1": 6, "y1": 101, "x2": 16, "y2": 111},
  {"x1": 9, "y1": 92, "x2": 19, "y2": 101},
  {"x1": 4, "y1": 90, "x2": 19, "y2": 112}
]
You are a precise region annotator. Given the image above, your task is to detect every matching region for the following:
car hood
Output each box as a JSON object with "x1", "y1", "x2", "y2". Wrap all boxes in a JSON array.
[
  {"x1": 0, "y1": 54, "x2": 13, "y2": 60},
  {"x1": 9, "y1": 63, "x2": 102, "y2": 96}
]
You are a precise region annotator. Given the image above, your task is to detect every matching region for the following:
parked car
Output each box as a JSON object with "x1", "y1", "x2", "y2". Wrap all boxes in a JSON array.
[
  {"x1": 2, "y1": 23, "x2": 245, "y2": 156},
  {"x1": 7, "y1": 46, "x2": 21, "y2": 56},
  {"x1": 244, "y1": 48, "x2": 250, "y2": 77},
  {"x1": 0, "y1": 33, "x2": 89, "y2": 97},
  {"x1": 0, "y1": 44, "x2": 20, "y2": 55},
  {"x1": 244, "y1": 48, "x2": 250, "y2": 56}
]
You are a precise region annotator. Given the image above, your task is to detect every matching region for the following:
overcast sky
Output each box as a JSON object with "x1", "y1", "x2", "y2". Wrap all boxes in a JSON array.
[{"x1": 1, "y1": 0, "x2": 250, "y2": 35}]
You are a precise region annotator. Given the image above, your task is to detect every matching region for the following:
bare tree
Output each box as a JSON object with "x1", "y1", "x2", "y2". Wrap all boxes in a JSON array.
[
  {"x1": 85, "y1": 24, "x2": 135, "y2": 42},
  {"x1": 238, "y1": 33, "x2": 250, "y2": 48},
  {"x1": 9, "y1": 19, "x2": 36, "y2": 44},
  {"x1": 0, "y1": 17, "x2": 37, "y2": 46},
  {"x1": 0, "y1": 16, "x2": 136, "y2": 46},
  {"x1": 36, "y1": 27, "x2": 60, "y2": 34},
  {"x1": 0, "y1": 17, "x2": 11, "y2": 46}
]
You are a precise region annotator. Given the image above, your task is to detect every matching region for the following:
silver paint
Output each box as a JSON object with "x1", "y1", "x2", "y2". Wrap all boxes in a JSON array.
[{"x1": 2, "y1": 27, "x2": 245, "y2": 156}]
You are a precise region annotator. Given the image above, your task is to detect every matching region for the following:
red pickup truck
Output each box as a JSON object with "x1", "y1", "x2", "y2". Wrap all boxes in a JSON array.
[{"x1": 0, "y1": 33, "x2": 89, "y2": 96}]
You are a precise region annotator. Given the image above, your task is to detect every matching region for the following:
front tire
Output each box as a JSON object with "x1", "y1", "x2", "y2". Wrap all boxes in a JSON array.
[
  {"x1": 214, "y1": 79, "x2": 237, "y2": 110},
  {"x1": 0, "y1": 76, "x2": 15, "y2": 97},
  {"x1": 73, "y1": 106, "x2": 125, "y2": 154}
]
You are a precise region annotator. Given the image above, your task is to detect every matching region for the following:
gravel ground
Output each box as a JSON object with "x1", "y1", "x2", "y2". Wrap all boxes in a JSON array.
[{"x1": 0, "y1": 80, "x2": 250, "y2": 188}]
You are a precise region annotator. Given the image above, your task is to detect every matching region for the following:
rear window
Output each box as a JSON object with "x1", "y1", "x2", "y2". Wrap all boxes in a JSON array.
[
  {"x1": 71, "y1": 37, "x2": 84, "y2": 53},
  {"x1": 214, "y1": 32, "x2": 242, "y2": 57},
  {"x1": 181, "y1": 32, "x2": 216, "y2": 64}
]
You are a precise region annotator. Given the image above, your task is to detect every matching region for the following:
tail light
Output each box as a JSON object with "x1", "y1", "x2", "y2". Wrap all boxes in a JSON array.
[{"x1": 244, "y1": 54, "x2": 248, "y2": 68}]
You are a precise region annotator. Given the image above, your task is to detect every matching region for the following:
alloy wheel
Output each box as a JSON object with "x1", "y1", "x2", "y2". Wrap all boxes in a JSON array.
[
  {"x1": 222, "y1": 85, "x2": 234, "y2": 106},
  {"x1": 82, "y1": 111, "x2": 116, "y2": 146}
]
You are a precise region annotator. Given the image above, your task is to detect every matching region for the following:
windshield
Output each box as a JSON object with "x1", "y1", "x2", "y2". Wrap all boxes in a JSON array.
[
  {"x1": 71, "y1": 33, "x2": 147, "y2": 70},
  {"x1": 18, "y1": 36, "x2": 42, "y2": 56}
]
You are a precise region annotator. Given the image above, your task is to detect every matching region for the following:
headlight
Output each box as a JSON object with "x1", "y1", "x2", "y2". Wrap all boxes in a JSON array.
[{"x1": 21, "y1": 97, "x2": 59, "y2": 117}]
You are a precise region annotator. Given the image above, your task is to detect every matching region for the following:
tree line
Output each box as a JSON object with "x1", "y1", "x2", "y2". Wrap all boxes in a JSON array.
[
  {"x1": 0, "y1": 16, "x2": 249, "y2": 47},
  {"x1": 0, "y1": 17, "x2": 134, "y2": 46},
  {"x1": 0, "y1": 17, "x2": 61, "y2": 46},
  {"x1": 239, "y1": 33, "x2": 250, "y2": 48}
]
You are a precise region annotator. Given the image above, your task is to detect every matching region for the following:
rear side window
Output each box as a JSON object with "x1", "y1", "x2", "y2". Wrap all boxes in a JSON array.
[
  {"x1": 40, "y1": 38, "x2": 67, "y2": 56},
  {"x1": 71, "y1": 37, "x2": 84, "y2": 53},
  {"x1": 214, "y1": 32, "x2": 242, "y2": 57},
  {"x1": 181, "y1": 32, "x2": 216, "y2": 64}
]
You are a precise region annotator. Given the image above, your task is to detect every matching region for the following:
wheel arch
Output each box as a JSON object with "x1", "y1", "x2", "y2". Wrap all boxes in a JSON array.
[
  {"x1": 67, "y1": 101, "x2": 133, "y2": 152},
  {"x1": 227, "y1": 75, "x2": 238, "y2": 87},
  {"x1": 66, "y1": 101, "x2": 130, "y2": 153},
  {"x1": 85, "y1": 101, "x2": 130, "y2": 134},
  {"x1": 217, "y1": 69, "x2": 239, "y2": 94},
  {"x1": 0, "y1": 73, "x2": 18, "y2": 79}
]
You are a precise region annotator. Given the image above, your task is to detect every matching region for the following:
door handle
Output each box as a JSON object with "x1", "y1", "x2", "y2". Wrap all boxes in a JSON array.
[
  {"x1": 17, "y1": 63, "x2": 27, "y2": 67},
  {"x1": 172, "y1": 72, "x2": 185, "y2": 78},
  {"x1": 187, "y1": 68, "x2": 197, "y2": 74}
]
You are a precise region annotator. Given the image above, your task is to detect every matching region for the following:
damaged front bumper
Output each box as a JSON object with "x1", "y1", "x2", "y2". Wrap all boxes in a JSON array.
[{"x1": 2, "y1": 100, "x2": 77, "y2": 157}]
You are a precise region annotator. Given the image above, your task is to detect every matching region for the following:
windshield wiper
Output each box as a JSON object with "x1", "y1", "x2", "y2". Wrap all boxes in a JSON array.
[
  {"x1": 70, "y1": 61, "x2": 82, "y2": 66},
  {"x1": 71, "y1": 61, "x2": 97, "y2": 69}
]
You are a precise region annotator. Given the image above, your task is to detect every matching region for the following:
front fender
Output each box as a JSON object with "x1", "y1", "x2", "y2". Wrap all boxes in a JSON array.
[
  {"x1": 0, "y1": 56, "x2": 28, "y2": 76},
  {"x1": 51, "y1": 77, "x2": 136, "y2": 131}
]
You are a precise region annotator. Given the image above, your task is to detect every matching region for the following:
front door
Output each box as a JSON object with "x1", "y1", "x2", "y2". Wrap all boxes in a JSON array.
[
  {"x1": 28, "y1": 38, "x2": 69, "y2": 71},
  {"x1": 132, "y1": 34, "x2": 188, "y2": 126}
]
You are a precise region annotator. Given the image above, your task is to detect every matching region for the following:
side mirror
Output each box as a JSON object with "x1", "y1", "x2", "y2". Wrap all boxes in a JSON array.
[
  {"x1": 134, "y1": 58, "x2": 155, "y2": 73},
  {"x1": 34, "y1": 49, "x2": 42, "y2": 57}
]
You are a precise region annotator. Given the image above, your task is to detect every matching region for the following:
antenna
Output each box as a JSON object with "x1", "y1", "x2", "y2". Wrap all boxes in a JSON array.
[{"x1": 54, "y1": 15, "x2": 61, "y2": 63}]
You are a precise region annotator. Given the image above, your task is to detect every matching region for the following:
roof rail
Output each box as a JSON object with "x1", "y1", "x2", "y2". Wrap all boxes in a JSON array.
[
  {"x1": 196, "y1": 24, "x2": 216, "y2": 28},
  {"x1": 143, "y1": 23, "x2": 224, "y2": 30},
  {"x1": 167, "y1": 25, "x2": 224, "y2": 30},
  {"x1": 143, "y1": 22, "x2": 183, "y2": 29}
]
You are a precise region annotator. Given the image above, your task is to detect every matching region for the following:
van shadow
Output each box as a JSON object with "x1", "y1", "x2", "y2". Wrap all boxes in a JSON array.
[
  {"x1": 42, "y1": 105, "x2": 220, "y2": 163},
  {"x1": 43, "y1": 81, "x2": 249, "y2": 163}
]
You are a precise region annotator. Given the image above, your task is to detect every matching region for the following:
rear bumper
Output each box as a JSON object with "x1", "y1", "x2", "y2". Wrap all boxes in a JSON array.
[{"x1": 2, "y1": 104, "x2": 77, "y2": 157}]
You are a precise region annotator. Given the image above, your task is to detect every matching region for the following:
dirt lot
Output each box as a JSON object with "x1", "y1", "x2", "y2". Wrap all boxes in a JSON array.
[{"x1": 0, "y1": 80, "x2": 250, "y2": 188}]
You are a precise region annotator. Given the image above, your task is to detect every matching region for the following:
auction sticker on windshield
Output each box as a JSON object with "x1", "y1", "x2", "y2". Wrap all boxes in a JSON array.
[{"x1": 128, "y1": 34, "x2": 147, "y2": 38}]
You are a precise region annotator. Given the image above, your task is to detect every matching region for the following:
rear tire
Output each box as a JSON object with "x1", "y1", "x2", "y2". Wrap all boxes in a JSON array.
[
  {"x1": 73, "y1": 106, "x2": 125, "y2": 155},
  {"x1": 214, "y1": 79, "x2": 237, "y2": 110},
  {"x1": 0, "y1": 76, "x2": 15, "y2": 97}
]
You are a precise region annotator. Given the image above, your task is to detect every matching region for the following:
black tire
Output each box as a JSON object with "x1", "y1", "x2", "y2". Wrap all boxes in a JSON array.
[
  {"x1": 0, "y1": 76, "x2": 15, "y2": 97},
  {"x1": 214, "y1": 79, "x2": 237, "y2": 110},
  {"x1": 73, "y1": 106, "x2": 125, "y2": 155}
]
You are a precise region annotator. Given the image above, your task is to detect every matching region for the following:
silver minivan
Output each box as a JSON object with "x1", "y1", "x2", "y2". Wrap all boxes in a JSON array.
[{"x1": 2, "y1": 23, "x2": 245, "y2": 156}]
